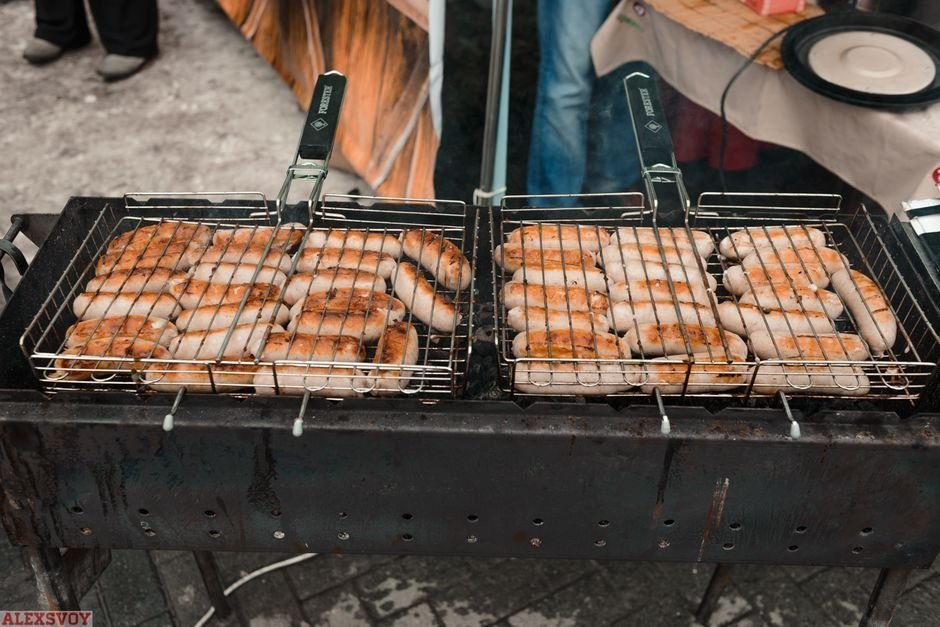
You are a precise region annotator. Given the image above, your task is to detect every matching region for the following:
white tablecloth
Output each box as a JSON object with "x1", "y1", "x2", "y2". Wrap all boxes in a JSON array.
[{"x1": 591, "y1": 2, "x2": 940, "y2": 213}]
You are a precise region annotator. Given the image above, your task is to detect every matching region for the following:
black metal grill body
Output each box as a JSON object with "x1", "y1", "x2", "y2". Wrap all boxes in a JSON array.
[{"x1": 1, "y1": 199, "x2": 939, "y2": 573}]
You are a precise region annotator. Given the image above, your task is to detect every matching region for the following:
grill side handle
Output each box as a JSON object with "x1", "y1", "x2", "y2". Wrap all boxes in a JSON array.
[
  {"x1": 0, "y1": 215, "x2": 29, "y2": 303},
  {"x1": 623, "y1": 66, "x2": 690, "y2": 227}
]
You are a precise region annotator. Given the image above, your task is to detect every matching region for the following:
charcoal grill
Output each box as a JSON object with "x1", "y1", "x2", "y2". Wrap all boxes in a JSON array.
[{"x1": 0, "y1": 71, "x2": 939, "y2": 627}]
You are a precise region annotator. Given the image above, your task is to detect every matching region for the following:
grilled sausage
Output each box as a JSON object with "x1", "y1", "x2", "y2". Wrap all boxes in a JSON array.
[
  {"x1": 738, "y1": 285, "x2": 843, "y2": 318},
  {"x1": 611, "y1": 227, "x2": 714, "y2": 257},
  {"x1": 401, "y1": 229, "x2": 472, "y2": 291},
  {"x1": 190, "y1": 262, "x2": 288, "y2": 287},
  {"x1": 608, "y1": 300, "x2": 716, "y2": 334},
  {"x1": 297, "y1": 247, "x2": 398, "y2": 278},
  {"x1": 170, "y1": 323, "x2": 283, "y2": 360},
  {"x1": 260, "y1": 332, "x2": 365, "y2": 362},
  {"x1": 175, "y1": 299, "x2": 290, "y2": 332},
  {"x1": 493, "y1": 244, "x2": 596, "y2": 273},
  {"x1": 66, "y1": 316, "x2": 178, "y2": 348},
  {"x1": 507, "y1": 306, "x2": 608, "y2": 334},
  {"x1": 73, "y1": 292, "x2": 181, "y2": 321},
  {"x1": 722, "y1": 264, "x2": 829, "y2": 295},
  {"x1": 830, "y1": 269, "x2": 897, "y2": 355},
  {"x1": 144, "y1": 362, "x2": 258, "y2": 393},
  {"x1": 189, "y1": 245, "x2": 293, "y2": 273},
  {"x1": 212, "y1": 223, "x2": 306, "y2": 250},
  {"x1": 603, "y1": 261, "x2": 717, "y2": 291},
  {"x1": 287, "y1": 310, "x2": 390, "y2": 342},
  {"x1": 511, "y1": 329, "x2": 629, "y2": 359},
  {"x1": 608, "y1": 279, "x2": 711, "y2": 306},
  {"x1": 718, "y1": 226, "x2": 826, "y2": 260},
  {"x1": 304, "y1": 229, "x2": 403, "y2": 257},
  {"x1": 283, "y1": 270, "x2": 386, "y2": 306},
  {"x1": 363, "y1": 322, "x2": 421, "y2": 395},
  {"x1": 748, "y1": 331, "x2": 870, "y2": 361},
  {"x1": 511, "y1": 265, "x2": 607, "y2": 293},
  {"x1": 624, "y1": 323, "x2": 747, "y2": 360},
  {"x1": 168, "y1": 279, "x2": 281, "y2": 310},
  {"x1": 289, "y1": 288, "x2": 406, "y2": 321},
  {"x1": 599, "y1": 242, "x2": 704, "y2": 269},
  {"x1": 86, "y1": 268, "x2": 186, "y2": 294},
  {"x1": 52, "y1": 338, "x2": 170, "y2": 380},
  {"x1": 107, "y1": 222, "x2": 212, "y2": 254},
  {"x1": 253, "y1": 365, "x2": 364, "y2": 397},
  {"x1": 741, "y1": 246, "x2": 848, "y2": 275},
  {"x1": 95, "y1": 244, "x2": 194, "y2": 275},
  {"x1": 640, "y1": 353, "x2": 750, "y2": 394},
  {"x1": 506, "y1": 224, "x2": 611, "y2": 251},
  {"x1": 717, "y1": 302, "x2": 834, "y2": 337},
  {"x1": 392, "y1": 262, "x2": 461, "y2": 332},
  {"x1": 750, "y1": 364, "x2": 870, "y2": 396},
  {"x1": 499, "y1": 282, "x2": 609, "y2": 314},
  {"x1": 513, "y1": 344, "x2": 635, "y2": 395}
]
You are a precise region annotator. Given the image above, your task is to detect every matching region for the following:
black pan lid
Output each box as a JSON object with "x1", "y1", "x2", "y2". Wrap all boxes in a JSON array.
[{"x1": 781, "y1": 11, "x2": 940, "y2": 109}]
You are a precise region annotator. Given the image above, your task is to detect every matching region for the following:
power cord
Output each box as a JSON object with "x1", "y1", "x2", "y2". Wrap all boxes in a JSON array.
[
  {"x1": 193, "y1": 553, "x2": 318, "y2": 627},
  {"x1": 718, "y1": 24, "x2": 796, "y2": 192}
]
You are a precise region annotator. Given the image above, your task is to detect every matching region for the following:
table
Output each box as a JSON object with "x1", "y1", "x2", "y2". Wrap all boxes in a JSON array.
[{"x1": 590, "y1": 0, "x2": 940, "y2": 213}]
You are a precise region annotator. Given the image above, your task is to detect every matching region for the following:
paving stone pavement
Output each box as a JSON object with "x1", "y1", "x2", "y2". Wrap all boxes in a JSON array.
[{"x1": 2, "y1": 529, "x2": 938, "y2": 626}]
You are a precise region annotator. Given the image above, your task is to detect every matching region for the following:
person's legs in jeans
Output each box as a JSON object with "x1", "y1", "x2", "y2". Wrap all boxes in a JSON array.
[
  {"x1": 583, "y1": 62, "x2": 642, "y2": 194},
  {"x1": 527, "y1": 0, "x2": 612, "y2": 201},
  {"x1": 88, "y1": 0, "x2": 159, "y2": 58},
  {"x1": 34, "y1": 0, "x2": 92, "y2": 49}
]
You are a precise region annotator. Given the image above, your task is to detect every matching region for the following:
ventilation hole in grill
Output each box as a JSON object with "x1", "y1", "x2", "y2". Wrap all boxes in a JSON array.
[
  {"x1": 795, "y1": 525, "x2": 808, "y2": 534},
  {"x1": 273, "y1": 530, "x2": 285, "y2": 540},
  {"x1": 208, "y1": 530, "x2": 221, "y2": 538},
  {"x1": 663, "y1": 519, "x2": 675, "y2": 527},
  {"x1": 532, "y1": 518, "x2": 544, "y2": 526},
  {"x1": 598, "y1": 520, "x2": 610, "y2": 528},
  {"x1": 402, "y1": 513, "x2": 413, "y2": 521},
  {"x1": 530, "y1": 537, "x2": 542, "y2": 548},
  {"x1": 270, "y1": 509, "x2": 281, "y2": 518},
  {"x1": 70, "y1": 506, "x2": 84, "y2": 515},
  {"x1": 852, "y1": 546, "x2": 864, "y2": 554},
  {"x1": 338, "y1": 512, "x2": 348, "y2": 519},
  {"x1": 467, "y1": 514, "x2": 479, "y2": 523},
  {"x1": 401, "y1": 533, "x2": 414, "y2": 542},
  {"x1": 722, "y1": 543, "x2": 734, "y2": 550},
  {"x1": 138, "y1": 508, "x2": 150, "y2": 517},
  {"x1": 204, "y1": 510, "x2": 216, "y2": 519},
  {"x1": 729, "y1": 522, "x2": 741, "y2": 531},
  {"x1": 144, "y1": 529, "x2": 156, "y2": 537},
  {"x1": 337, "y1": 531, "x2": 350, "y2": 541},
  {"x1": 594, "y1": 539, "x2": 607, "y2": 548},
  {"x1": 80, "y1": 527, "x2": 92, "y2": 536},
  {"x1": 467, "y1": 535, "x2": 478, "y2": 544},
  {"x1": 788, "y1": 545, "x2": 799, "y2": 552},
  {"x1": 861, "y1": 527, "x2": 873, "y2": 535}
]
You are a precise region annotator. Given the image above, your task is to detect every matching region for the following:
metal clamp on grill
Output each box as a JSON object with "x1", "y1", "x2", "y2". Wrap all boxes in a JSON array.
[
  {"x1": 19, "y1": 72, "x2": 475, "y2": 402},
  {"x1": 492, "y1": 68, "x2": 940, "y2": 410}
]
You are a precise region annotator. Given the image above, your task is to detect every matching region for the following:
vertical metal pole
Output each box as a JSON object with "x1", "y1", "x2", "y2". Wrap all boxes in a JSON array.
[
  {"x1": 193, "y1": 551, "x2": 234, "y2": 619},
  {"x1": 859, "y1": 568, "x2": 913, "y2": 627},
  {"x1": 26, "y1": 546, "x2": 80, "y2": 610},
  {"x1": 695, "y1": 563, "x2": 735, "y2": 625},
  {"x1": 474, "y1": 0, "x2": 512, "y2": 207}
]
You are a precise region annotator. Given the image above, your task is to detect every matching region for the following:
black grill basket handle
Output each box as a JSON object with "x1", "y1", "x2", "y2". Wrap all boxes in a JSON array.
[
  {"x1": 0, "y1": 215, "x2": 29, "y2": 303},
  {"x1": 623, "y1": 65, "x2": 690, "y2": 226},
  {"x1": 299, "y1": 71, "x2": 347, "y2": 163}
]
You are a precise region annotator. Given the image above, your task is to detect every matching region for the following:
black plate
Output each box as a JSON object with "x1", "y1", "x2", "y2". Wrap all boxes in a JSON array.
[{"x1": 781, "y1": 12, "x2": 940, "y2": 109}]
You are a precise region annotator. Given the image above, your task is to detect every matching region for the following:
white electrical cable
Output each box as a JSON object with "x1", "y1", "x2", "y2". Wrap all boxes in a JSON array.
[{"x1": 192, "y1": 553, "x2": 318, "y2": 627}]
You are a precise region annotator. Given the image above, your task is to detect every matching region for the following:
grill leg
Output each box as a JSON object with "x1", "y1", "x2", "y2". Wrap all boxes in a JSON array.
[
  {"x1": 193, "y1": 551, "x2": 233, "y2": 619},
  {"x1": 859, "y1": 568, "x2": 913, "y2": 627},
  {"x1": 26, "y1": 546, "x2": 80, "y2": 610},
  {"x1": 695, "y1": 563, "x2": 735, "y2": 625}
]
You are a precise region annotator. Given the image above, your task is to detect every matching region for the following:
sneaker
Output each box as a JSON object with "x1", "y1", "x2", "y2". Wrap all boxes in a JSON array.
[
  {"x1": 23, "y1": 38, "x2": 63, "y2": 65},
  {"x1": 96, "y1": 54, "x2": 149, "y2": 82}
]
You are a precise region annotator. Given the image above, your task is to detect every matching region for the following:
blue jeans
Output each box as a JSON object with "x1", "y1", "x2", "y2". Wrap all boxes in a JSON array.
[{"x1": 527, "y1": 0, "x2": 641, "y2": 200}]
